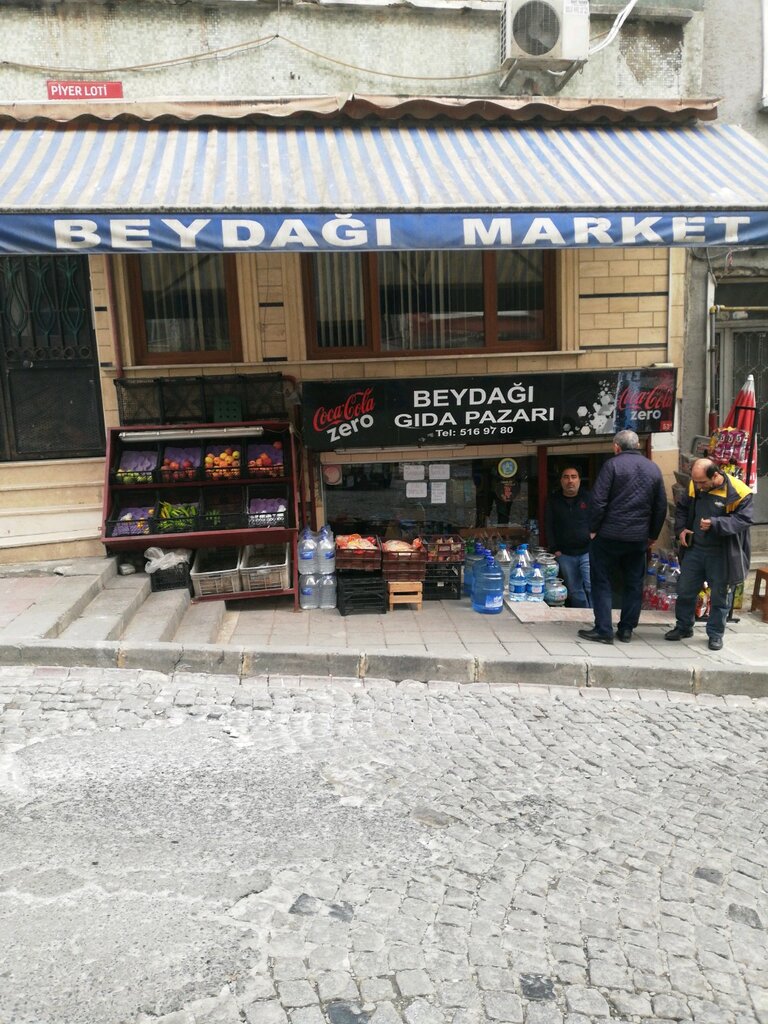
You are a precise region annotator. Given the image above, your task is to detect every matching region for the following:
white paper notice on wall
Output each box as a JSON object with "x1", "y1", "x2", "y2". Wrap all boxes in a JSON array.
[
  {"x1": 429, "y1": 463, "x2": 450, "y2": 480},
  {"x1": 403, "y1": 464, "x2": 425, "y2": 481},
  {"x1": 406, "y1": 482, "x2": 428, "y2": 498},
  {"x1": 430, "y1": 482, "x2": 447, "y2": 504}
]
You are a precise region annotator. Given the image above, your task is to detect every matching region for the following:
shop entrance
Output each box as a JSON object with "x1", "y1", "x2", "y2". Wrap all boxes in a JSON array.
[{"x1": 0, "y1": 255, "x2": 105, "y2": 461}]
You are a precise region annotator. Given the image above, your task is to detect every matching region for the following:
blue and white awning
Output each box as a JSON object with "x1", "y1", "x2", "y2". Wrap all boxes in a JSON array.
[{"x1": 1, "y1": 121, "x2": 767, "y2": 253}]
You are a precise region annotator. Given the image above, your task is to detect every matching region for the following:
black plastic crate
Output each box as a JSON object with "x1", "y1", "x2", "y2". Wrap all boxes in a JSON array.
[
  {"x1": 115, "y1": 373, "x2": 287, "y2": 426},
  {"x1": 424, "y1": 564, "x2": 461, "y2": 601},
  {"x1": 149, "y1": 561, "x2": 192, "y2": 593},
  {"x1": 337, "y1": 572, "x2": 385, "y2": 597},
  {"x1": 337, "y1": 593, "x2": 388, "y2": 617}
]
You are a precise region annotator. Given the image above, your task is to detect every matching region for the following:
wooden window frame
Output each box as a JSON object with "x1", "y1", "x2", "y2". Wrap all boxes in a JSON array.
[
  {"x1": 127, "y1": 255, "x2": 243, "y2": 366},
  {"x1": 304, "y1": 251, "x2": 557, "y2": 360}
]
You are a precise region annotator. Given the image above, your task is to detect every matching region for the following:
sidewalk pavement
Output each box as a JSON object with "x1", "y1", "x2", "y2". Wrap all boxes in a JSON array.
[{"x1": 1, "y1": 555, "x2": 768, "y2": 697}]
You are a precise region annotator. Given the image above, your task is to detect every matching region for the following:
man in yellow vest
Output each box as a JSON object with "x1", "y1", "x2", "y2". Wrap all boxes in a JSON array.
[{"x1": 665, "y1": 458, "x2": 753, "y2": 651}]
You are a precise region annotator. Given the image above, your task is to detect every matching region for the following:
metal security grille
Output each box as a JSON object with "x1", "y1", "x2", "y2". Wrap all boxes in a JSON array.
[{"x1": 0, "y1": 255, "x2": 104, "y2": 460}]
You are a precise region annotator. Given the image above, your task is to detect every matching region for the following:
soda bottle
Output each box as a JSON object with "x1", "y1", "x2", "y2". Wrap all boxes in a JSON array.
[
  {"x1": 299, "y1": 572, "x2": 319, "y2": 610},
  {"x1": 298, "y1": 527, "x2": 318, "y2": 576},
  {"x1": 471, "y1": 555, "x2": 504, "y2": 615},
  {"x1": 318, "y1": 573, "x2": 337, "y2": 609},
  {"x1": 316, "y1": 525, "x2": 336, "y2": 575},
  {"x1": 642, "y1": 553, "x2": 658, "y2": 610},
  {"x1": 655, "y1": 559, "x2": 668, "y2": 611},
  {"x1": 510, "y1": 560, "x2": 528, "y2": 603},
  {"x1": 496, "y1": 543, "x2": 513, "y2": 594},
  {"x1": 666, "y1": 559, "x2": 681, "y2": 617}
]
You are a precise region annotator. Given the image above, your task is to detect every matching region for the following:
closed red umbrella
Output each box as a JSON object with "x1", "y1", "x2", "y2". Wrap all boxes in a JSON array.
[{"x1": 715, "y1": 374, "x2": 757, "y2": 489}]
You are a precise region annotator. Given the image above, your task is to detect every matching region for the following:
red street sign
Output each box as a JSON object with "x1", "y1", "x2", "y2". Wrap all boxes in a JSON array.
[{"x1": 47, "y1": 81, "x2": 123, "y2": 100}]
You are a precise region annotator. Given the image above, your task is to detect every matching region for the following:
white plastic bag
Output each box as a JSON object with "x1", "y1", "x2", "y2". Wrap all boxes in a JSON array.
[{"x1": 144, "y1": 547, "x2": 193, "y2": 574}]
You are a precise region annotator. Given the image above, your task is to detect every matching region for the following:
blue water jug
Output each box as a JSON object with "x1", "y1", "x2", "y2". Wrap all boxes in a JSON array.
[
  {"x1": 463, "y1": 542, "x2": 484, "y2": 597},
  {"x1": 472, "y1": 555, "x2": 504, "y2": 615}
]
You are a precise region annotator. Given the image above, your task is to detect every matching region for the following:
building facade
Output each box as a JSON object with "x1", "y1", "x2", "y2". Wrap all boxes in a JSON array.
[{"x1": 1, "y1": 0, "x2": 766, "y2": 559}]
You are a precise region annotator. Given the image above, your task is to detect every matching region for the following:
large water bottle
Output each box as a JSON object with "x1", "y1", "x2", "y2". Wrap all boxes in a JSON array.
[
  {"x1": 472, "y1": 555, "x2": 504, "y2": 615},
  {"x1": 298, "y1": 527, "x2": 318, "y2": 576},
  {"x1": 316, "y1": 525, "x2": 336, "y2": 575},
  {"x1": 510, "y1": 560, "x2": 528, "y2": 603},
  {"x1": 470, "y1": 547, "x2": 490, "y2": 600},
  {"x1": 463, "y1": 542, "x2": 485, "y2": 597},
  {"x1": 299, "y1": 572, "x2": 320, "y2": 610},
  {"x1": 496, "y1": 543, "x2": 513, "y2": 594},
  {"x1": 666, "y1": 558, "x2": 681, "y2": 616},
  {"x1": 318, "y1": 573, "x2": 337, "y2": 609},
  {"x1": 526, "y1": 563, "x2": 545, "y2": 602}
]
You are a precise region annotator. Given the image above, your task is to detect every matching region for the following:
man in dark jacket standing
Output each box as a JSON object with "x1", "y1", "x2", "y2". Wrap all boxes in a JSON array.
[
  {"x1": 665, "y1": 458, "x2": 752, "y2": 651},
  {"x1": 578, "y1": 429, "x2": 667, "y2": 645},
  {"x1": 545, "y1": 466, "x2": 591, "y2": 608}
]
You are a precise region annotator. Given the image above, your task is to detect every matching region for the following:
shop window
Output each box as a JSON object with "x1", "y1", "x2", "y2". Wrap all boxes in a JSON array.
[
  {"x1": 127, "y1": 254, "x2": 242, "y2": 365},
  {"x1": 304, "y1": 250, "x2": 556, "y2": 358}
]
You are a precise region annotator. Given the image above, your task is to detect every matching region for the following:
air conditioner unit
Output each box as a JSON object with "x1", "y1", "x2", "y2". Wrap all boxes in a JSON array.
[{"x1": 500, "y1": 0, "x2": 590, "y2": 69}]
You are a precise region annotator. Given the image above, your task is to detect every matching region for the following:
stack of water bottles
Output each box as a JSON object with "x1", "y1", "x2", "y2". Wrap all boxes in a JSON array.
[
  {"x1": 642, "y1": 550, "x2": 681, "y2": 614},
  {"x1": 464, "y1": 540, "x2": 549, "y2": 613},
  {"x1": 298, "y1": 524, "x2": 337, "y2": 610}
]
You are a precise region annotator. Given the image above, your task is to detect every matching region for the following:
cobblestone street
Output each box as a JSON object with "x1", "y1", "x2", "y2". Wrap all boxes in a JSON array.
[{"x1": 1, "y1": 667, "x2": 767, "y2": 1024}]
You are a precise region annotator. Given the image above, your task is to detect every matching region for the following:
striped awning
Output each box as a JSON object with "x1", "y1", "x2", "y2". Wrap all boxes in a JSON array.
[{"x1": 1, "y1": 121, "x2": 768, "y2": 253}]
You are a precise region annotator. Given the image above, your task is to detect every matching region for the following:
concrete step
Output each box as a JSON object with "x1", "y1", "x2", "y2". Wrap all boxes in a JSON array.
[
  {"x1": 0, "y1": 457, "x2": 104, "y2": 487},
  {"x1": 0, "y1": 536, "x2": 105, "y2": 564},
  {"x1": 0, "y1": 506, "x2": 102, "y2": 539},
  {"x1": 121, "y1": 586, "x2": 191, "y2": 643},
  {"x1": 58, "y1": 574, "x2": 151, "y2": 642},
  {"x1": 172, "y1": 598, "x2": 227, "y2": 645},
  {"x1": 0, "y1": 556, "x2": 116, "y2": 639},
  {"x1": 0, "y1": 480, "x2": 104, "y2": 511}
]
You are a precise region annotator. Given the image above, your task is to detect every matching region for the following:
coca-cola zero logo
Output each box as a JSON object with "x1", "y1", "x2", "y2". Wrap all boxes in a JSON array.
[{"x1": 312, "y1": 388, "x2": 375, "y2": 445}]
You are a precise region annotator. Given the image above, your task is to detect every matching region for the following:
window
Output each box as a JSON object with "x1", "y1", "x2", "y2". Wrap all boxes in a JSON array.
[
  {"x1": 127, "y1": 254, "x2": 242, "y2": 365},
  {"x1": 304, "y1": 250, "x2": 555, "y2": 358}
]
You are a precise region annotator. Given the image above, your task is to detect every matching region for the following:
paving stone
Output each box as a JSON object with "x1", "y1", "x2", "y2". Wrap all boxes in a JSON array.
[
  {"x1": 483, "y1": 992, "x2": 524, "y2": 1023},
  {"x1": 564, "y1": 987, "x2": 611, "y2": 1017}
]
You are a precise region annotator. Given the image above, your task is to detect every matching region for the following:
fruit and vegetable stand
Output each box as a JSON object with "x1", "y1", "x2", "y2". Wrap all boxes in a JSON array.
[{"x1": 102, "y1": 421, "x2": 301, "y2": 607}]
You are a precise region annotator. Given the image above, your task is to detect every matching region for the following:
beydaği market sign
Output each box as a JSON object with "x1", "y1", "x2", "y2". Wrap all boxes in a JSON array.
[{"x1": 302, "y1": 369, "x2": 676, "y2": 452}]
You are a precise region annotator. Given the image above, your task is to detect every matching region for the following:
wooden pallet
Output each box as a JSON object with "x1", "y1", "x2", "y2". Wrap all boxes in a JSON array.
[{"x1": 387, "y1": 580, "x2": 423, "y2": 612}]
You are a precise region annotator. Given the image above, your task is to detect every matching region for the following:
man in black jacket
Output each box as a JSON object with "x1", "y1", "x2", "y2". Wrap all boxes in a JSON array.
[
  {"x1": 577, "y1": 430, "x2": 667, "y2": 645},
  {"x1": 545, "y1": 466, "x2": 591, "y2": 608},
  {"x1": 665, "y1": 458, "x2": 752, "y2": 651}
]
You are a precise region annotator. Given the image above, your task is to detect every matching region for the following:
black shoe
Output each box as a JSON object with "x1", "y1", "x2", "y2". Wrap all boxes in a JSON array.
[
  {"x1": 665, "y1": 627, "x2": 694, "y2": 641},
  {"x1": 708, "y1": 636, "x2": 723, "y2": 651},
  {"x1": 616, "y1": 629, "x2": 632, "y2": 643},
  {"x1": 577, "y1": 628, "x2": 614, "y2": 645}
]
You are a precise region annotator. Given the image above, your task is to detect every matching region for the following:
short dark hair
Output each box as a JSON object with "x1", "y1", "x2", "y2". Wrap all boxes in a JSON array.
[{"x1": 614, "y1": 429, "x2": 640, "y2": 451}]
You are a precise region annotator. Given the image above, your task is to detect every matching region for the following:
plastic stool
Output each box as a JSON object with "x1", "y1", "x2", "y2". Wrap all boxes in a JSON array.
[
  {"x1": 388, "y1": 580, "x2": 423, "y2": 611},
  {"x1": 749, "y1": 568, "x2": 768, "y2": 623}
]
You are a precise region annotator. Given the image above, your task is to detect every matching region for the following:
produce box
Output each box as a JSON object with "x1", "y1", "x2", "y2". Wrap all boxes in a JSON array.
[
  {"x1": 239, "y1": 543, "x2": 290, "y2": 592},
  {"x1": 337, "y1": 573, "x2": 387, "y2": 616},
  {"x1": 247, "y1": 441, "x2": 285, "y2": 477},
  {"x1": 202, "y1": 490, "x2": 246, "y2": 531},
  {"x1": 204, "y1": 442, "x2": 242, "y2": 480},
  {"x1": 106, "y1": 500, "x2": 155, "y2": 537},
  {"x1": 112, "y1": 448, "x2": 157, "y2": 484},
  {"x1": 190, "y1": 546, "x2": 242, "y2": 597},
  {"x1": 154, "y1": 495, "x2": 200, "y2": 534},
  {"x1": 246, "y1": 488, "x2": 288, "y2": 528},
  {"x1": 335, "y1": 535, "x2": 382, "y2": 571},
  {"x1": 150, "y1": 561, "x2": 192, "y2": 594},
  {"x1": 158, "y1": 445, "x2": 202, "y2": 483},
  {"x1": 422, "y1": 534, "x2": 464, "y2": 563},
  {"x1": 382, "y1": 540, "x2": 427, "y2": 582}
]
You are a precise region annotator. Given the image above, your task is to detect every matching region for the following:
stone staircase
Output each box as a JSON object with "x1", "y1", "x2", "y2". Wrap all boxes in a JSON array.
[
  {"x1": 0, "y1": 555, "x2": 230, "y2": 647},
  {"x1": 0, "y1": 458, "x2": 105, "y2": 564}
]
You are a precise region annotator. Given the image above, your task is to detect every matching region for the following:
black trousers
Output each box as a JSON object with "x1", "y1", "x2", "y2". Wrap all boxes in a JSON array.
[{"x1": 589, "y1": 535, "x2": 647, "y2": 636}]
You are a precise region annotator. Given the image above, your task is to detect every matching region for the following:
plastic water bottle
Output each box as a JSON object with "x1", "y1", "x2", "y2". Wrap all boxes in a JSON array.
[
  {"x1": 316, "y1": 525, "x2": 336, "y2": 575},
  {"x1": 496, "y1": 543, "x2": 513, "y2": 594},
  {"x1": 516, "y1": 544, "x2": 532, "y2": 573},
  {"x1": 318, "y1": 573, "x2": 337, "y2": 609},
  {"x1": 470, "y1": 547, "x2": 490, "y2": 599},
  {"x1": 299, "y1": 572, "x2": 319, "y2": 610},
  {"x1": 472, "y1": 555, "x2": 504, "y2": 615},
  {"x1": 298, "y1": 527, "x2": 318, "y2": 575},
  {"x1": 666, "y1": 558, "x2": 681, "y2": 616},
  {"x1": 510, "y1": 560, "x2": 528, "y2": 602},
  {"x1": 526, "y1": 563, "x2": 545, "y2": 602}
]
